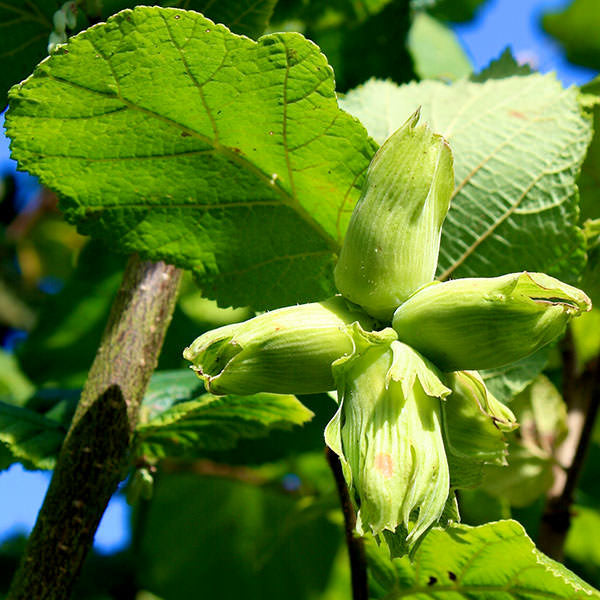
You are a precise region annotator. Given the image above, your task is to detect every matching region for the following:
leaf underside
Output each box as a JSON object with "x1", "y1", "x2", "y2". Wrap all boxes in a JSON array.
[{"x1": 340, "y1": 76, "x2": 591, "y2": 285}]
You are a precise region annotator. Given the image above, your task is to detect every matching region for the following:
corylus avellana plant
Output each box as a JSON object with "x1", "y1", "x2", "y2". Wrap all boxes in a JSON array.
[{"x1": 184, "y1": 111, "x2": 591, "y2": 548}]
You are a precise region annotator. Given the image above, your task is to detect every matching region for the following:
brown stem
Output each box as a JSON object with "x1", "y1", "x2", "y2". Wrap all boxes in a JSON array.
[
  {"x1": 8, "y1": 254, "x2": 182, "y2": 600},
  {"x1": 325, "y1": 446, "x2": 368, "y2": 600},
  {"x1": 538, "y1": 328, "x2": 600, "y2": 561}
]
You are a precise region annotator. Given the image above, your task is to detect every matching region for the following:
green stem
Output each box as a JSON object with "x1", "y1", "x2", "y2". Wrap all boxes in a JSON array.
[{"x1": 7, "y1": 254, "x2": 182, "y2": 600}]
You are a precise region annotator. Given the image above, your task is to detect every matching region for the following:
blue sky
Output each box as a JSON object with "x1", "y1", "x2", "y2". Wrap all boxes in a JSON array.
[
  {"x1": 0, "y1": 0, "x2": 598, "y2": 557},
  {"x1": 454, "y1": 0, "x2": 597, "y2": 85}
]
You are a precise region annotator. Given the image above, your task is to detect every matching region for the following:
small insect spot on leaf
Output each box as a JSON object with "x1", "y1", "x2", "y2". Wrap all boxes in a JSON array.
[
  {"x1": 268, "y1": 131, "x2": 274, "y2": 136},
  {"x1": 270, "y1": 173, "x2": 279, "y2": 185},
  {"x1": 448, "y1": 571, "x2": 457, "y2": 581},
  {"x1": 205, "y1": 29, "x2": 211, "y2": 33},
  {"x1": 174, "y1": 14, "x2": 180, "y2": 19},
  {"x1": 231, "y1": 147, "x2": 242, "y2": 154},
  {"x1": 428, "y1": 576, "x2": 437, "y2": 586},
  {"x1": 181, "y1": 131, "x2": 191, "y2": 137}
]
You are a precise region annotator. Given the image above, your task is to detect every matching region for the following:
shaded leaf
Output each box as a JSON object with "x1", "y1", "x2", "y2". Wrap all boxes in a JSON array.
[
  {"x1": 408, "y1": 12, "x2": 471, "y2": 80},
  {"x1": 511, "y1": 374, "x2": 567, "y2": 452},
  {"x1": 581, "y1": 219, "x2": 600, "y2": 305},
  {"x1": 543, "y1": 0, "x2": 600, "y2": 70},
  {"x1": 566, "y1": 505, "x2": 600, "y2": 588},
  {"x1": 366, "y1": 519, "x2": 600, "y2": 599},
  {"x1": 272, "y1": 0, "x2": 395, "y2": 23},
  {"x1": 139, "y1": 369, "x2": 206, "y2": 422},
  {"x1": 136, "y1": 371, "x2": 313, "y2": 459},
  {"x1": 271, "y1": 0, "x2": 415, "y2": 92},
  {"x1": 458, "y1": 488, "x2": 510, "y2": 526},
  {"x1": 17, "y1": 239, "x2": 125, "y2": 387},
  {"x1": 412, "y1": 0, "x2": 488, "y2": 23},
  {"x1": 0, "y1": 400, "x2": 66, "y2": 470},
  {"x1": 137, "y1": 472, "x2": 344, "y2": 600},
  {"x1": 0, "y1": 1, "x2": 59, "y2": 105},
  {"x1": 0, "y1": 369, "x2": 313, "y2": 470},
  {"x1": 480, "y1": 346, "x2": 549, "y2": 402},
  {"x1": 579, "y1": 78, "x2": 600, "y2": 222},
  {"x1": 479, "y1": 375, "x2": 566, "y2": 507},
  {"x1": 572, "y1": 307, "x2": 600, "y2": 366},
  {"x1": 0, "y1": 0, "x2": 277, "y2": 107},
  {"x1": 471, "y1": 47, "x2": 532, "y2": 82},
  {"x1": 340, "y1": 75, "x2": 591, "y2": 285},
  {"x1": 0, "y1": 350, "x2": 34, "y2": 407},
  {"x1": 171, "y1": 0, "x2": 278, "y2": 38},
  {"x1": 481, "y1": 444, "x2": 554, "y2": 507},
  {"x1": 6, "y1": 6, "x2": 376, "y2": 310}
]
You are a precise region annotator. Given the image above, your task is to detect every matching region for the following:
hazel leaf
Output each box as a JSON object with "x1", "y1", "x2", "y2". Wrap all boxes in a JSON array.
[
  {"x1": 366, "y1": 520, "x2": 600, "y2": 599},
  {"x1": 340, "y1": 74, "x2": 592, "y2": 285},
  {"x1": 6, "y1": 6, "x2": 376, "y2": 310}
]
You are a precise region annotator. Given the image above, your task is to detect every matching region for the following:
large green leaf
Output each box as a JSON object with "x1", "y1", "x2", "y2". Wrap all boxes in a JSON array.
[
  {"x1": 0, "y1": 0, "x2": 277, "y2": 107},
  {"x1": 0, "y1": 400, "x2": 66, "y2": 470},
  {"x1": 367, "y1": 520, "x2": 600, "y2": 599},
  {"x1": 136, "y1": 383, "x2": 314, "y2": 459},
  {"x1": 6, "y1": 7, "x2": 376, "y2": 310},
  {"x1": 339, "y1": 75, "x2": 591, "y2": 284},
  {"x1": 542, "y1": 0, "x2": 600, "y2": 71}
]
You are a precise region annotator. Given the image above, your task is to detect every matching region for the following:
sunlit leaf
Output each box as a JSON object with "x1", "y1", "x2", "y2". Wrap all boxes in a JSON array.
[
  {"x1": 6, "y1": 6, "x2": 376, "y2": 310},
  {"x1": 367, "y1": 520, "x2": 600, "y2": 599}
]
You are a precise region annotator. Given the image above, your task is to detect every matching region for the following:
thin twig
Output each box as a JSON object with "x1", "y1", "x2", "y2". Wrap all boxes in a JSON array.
[
  {"x1": 538, "y1": 327, "x2": 600, "y2": 560},
  {"x1": 325, "y1": 446, "x2": 368, "y2": 600},
  {"x1": 8, "y1": 255, "x2": 182, "y2": 600}
]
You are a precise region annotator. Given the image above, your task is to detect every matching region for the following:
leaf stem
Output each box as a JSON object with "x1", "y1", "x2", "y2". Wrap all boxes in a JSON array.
[
  {"x1": 7, "y1": 254, "x2": 182, "y2": 600},
  {"x1": 538, "y1": 328, "x2": 600, "y2": 560},
  {"x1": 325, "y1": 446, "x2": 368, "y2": 600}
]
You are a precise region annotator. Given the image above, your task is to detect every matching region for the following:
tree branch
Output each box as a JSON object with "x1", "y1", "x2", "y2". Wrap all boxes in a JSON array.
[
  {"x1": 538, "y1": 328, "x2": 600, "y2": 560},
  {"x1": 8, "y1": 254, "x2": 182, "y2": 600},
  {"x1": 325, "y1": 446, "x2": 368, "y2": 600}
]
